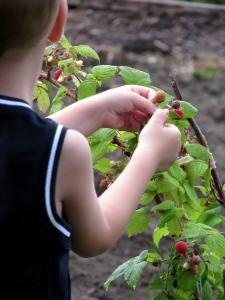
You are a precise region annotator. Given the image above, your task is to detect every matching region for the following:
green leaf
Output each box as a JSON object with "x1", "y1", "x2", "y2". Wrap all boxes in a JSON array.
[
  {"x1": 59, "y1": 35, "x2": 72, "y2": 49},
  {"x1": 151, "y1": 200, "x2": 175, "y2": 213},
  {"x1": 202, "y1": 281, "x2": 214, "y2": 300},
  {"x1": 94, "y1": 158, "x2": 111, "y2": 174},
  {"x1": 148, "y1": 277, "x2": 164, "y2": 290},
  {"x1": 180, "y1": 101, "x2": 198, "y2": 118},
  {"x1": 33, "y1": 83, "x2": 50, "y2": 113},
  {"x1": 104, "y1": 259, "x2": 133, "y2": 290},
  {"x1": 186, "y1": 160, "x2": 208, "y2": 185},
  {"x1": 104, "y1": 250, "x2": 149, "y2": 290},
  {"x1": 182, "y1": 222, "x2": 225, "y2": 253},
  {"x1": 73, "y1": 45, "x2": 100, "y2": 61},
  {"x1": 140, "y1": 191, "x2": 156, "y2": 205},
  {"x1": 120, "y1": 66, "x2": 151, "y2": 87},
  {"x1": 177, "y1": 155, "x2": 194, "y2": 166},
  {"x1": 185, "y1": 144, "x2": 210, "y2": 162},
  {"x1": 127, "y1": 207, "x2": 151, "y2": 237},
  {"x1": 153, "y1": 227, "x2": 169, "y2": 247},
  {"x1": 157, "y1": 173, "x2": 184, "y2": 194},
  {"x1": 91, "y1": 65, "x2": 119, "y2": 81},
  {"x1": 206, "y1": 234, "x2": 225, "y2": 258},
  {"x1": 183, "y1": 182, "x2": 200, "y2": 206},
  {"x1": 78, "y1": 79, "x2": 98, "y2": 100},
  {"x1": 90, "y1": 141, "x2": 111, "y2": 162},
  {"x1": 49, "y1": 86, "x2": 67, "y2": 114},
  {"x1": 157, "y1": 212, "x2": 175, "y2": 228},
  {"x1": 89, "y1": 128, "x2": 116, "y2": 143},
  {"x1": 177, "y1": 269, "x2": 199, "y2": 292},
  {"x1": 169, "y1": 163, "x2": 186, "y2": 183},
  {"x1": 124, "y1": 260, "x2": 148, "y2": 289}
]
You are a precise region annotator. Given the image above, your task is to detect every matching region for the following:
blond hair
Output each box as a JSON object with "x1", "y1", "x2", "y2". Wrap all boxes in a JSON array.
[{"x1": 0, "y1": 0, "x2": 59, "y2": 57}]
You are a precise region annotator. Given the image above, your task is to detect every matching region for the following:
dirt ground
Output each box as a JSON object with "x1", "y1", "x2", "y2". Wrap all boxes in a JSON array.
[{"x1": 65, "y1": 2, "x2": 225, "y2": 299}]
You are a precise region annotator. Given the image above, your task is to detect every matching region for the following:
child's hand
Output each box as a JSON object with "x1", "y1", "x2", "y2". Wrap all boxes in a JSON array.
[
  {"x1": 99, "y1": 85, "x2": 165, "y2": 131},
  {"x1": 139, "y1": 109, "x2": 181, "y2": 171}
]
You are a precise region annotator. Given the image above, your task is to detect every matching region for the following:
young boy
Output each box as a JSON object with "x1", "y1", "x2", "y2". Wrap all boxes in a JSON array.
[{"x1": 0, "y1": 0, "x2": 181, "y2": 299}]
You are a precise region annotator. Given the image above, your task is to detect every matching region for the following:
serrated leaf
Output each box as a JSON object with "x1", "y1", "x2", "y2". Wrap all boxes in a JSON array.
[
  {"x1": 104, "y1": 250, "x2": 149, "y2": 290},
  {"x1": 177, "y1": 269, "x2": 199, "y2": 292},
  {"x1": 127, "y1": 207, "x2": 151, "y2": 237},
  {"x1": 157, "y1": 173, "x2": 184, "y2": 194},
  {"x1": 202, "y1": 281, "x2": 214, "y2": 300},
  {"x1": 140, "y1": 191, "x2": 156, "y2": 205},
  {"x1": 183, "y1": 181, "x2": 200, "y2": 206},
  {"x1": 89, "y1": 128, "x2": 116, "y2": 143},
  {"x1": 74, "y1": 45, "x2": 100, "y2": 61},
  {"x1": 153, "y1": 227, "x2": 169, "y2": 247},
  {"x1": 104, "y1": 259, "x2": 133, "y2": 290},
  {"x1": 49, "y1": 86, "x2": 67, "y2": 114},
  {"x1": 78, "y1": 79, "x2": 98, "y2": 100},
  {"x1": 124, "y1": 261, "x2": 148, "y2": 289},
  {"x1": 148, "y1": 277, "x2": 164, "y2": 290},
  {"x1": 120, "y1": 66, "x2": 151, "y2": 87},
  {"x1": 33, "y1": 83, "x2": 50, "y2": 113},
  {"x1": 94, "y1": 158, "x2": 111, "y2": 173},
  {"x1": 151, "y1": 200, "x2": 175, "y2": 213},
  {"x1": 180, "y1": 101, "x2": 198, "y2": 118},
  {"x1": 91, "y1": 65, "x2": 118, "y2": 81},
  {"x1": 182, "y1": 222, "x2": 215, "y2": 239},
  {"x1": 186, "y1": 160, "x2": 208, "y2": 185},
  {"x1": 90, "y1": 141, "x2": 111, "y2": 162},
  {"x1": 185, "y1": 144, "x2": 210, "y2": 162},
  {"x1": 206, "y1": 234, "x2": 225, "y2": 258},
  {"x1": 167, "y1": 218, "x2": 182, "y2": 237},
  {"x1": 169, "y1": 163, "x2": 186, "y2": 183},
  {"x1": 177, "y1": 155, "x2": 194, "y2": 166},
  {"x1": 157, "y1": 212, "x2": 175, "y2": 228},
  {"x1": 59, "y1": 35, "x2": 72, "y2": 49}
]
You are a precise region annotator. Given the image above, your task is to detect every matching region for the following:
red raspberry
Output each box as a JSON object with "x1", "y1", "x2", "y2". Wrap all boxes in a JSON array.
[
  {"x1": 99, "y1": 179, "x2": 109, "y2": 190},
  {"x1": 174, "y1": 108, "x2": 184, "y2": 119},
  {"x1": 175, "y1": 241, "x2": 188, "y2": 254},
  {"x1": 53, "y1": 68, "x2": 63, "y2": 80}
]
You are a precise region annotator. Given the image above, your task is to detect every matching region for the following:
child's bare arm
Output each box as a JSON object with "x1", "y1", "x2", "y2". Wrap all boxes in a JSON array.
[
  {"x1": 48, "y1": 85, "x2": 162, "y2": 136},
  {"x1": 56, "y1": 109, "x2": 181, "y2": 257}
]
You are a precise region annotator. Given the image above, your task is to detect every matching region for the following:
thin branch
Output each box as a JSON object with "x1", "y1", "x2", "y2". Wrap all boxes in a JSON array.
[
  {"x1": 170, "y1": 76, "x2": 225, "y2": 206},
  {"x1": 39, "y1": 72, "x2": 76, "y2": 101}
]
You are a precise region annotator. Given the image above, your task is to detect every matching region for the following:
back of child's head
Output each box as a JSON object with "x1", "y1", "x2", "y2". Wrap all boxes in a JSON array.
[{"x1": 0, "y1": 0, "x2": 59, "y2": 58}]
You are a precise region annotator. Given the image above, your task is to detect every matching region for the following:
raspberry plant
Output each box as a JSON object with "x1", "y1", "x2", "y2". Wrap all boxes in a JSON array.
[{"x1": 35, "y1": 36, "x2": 225, "y2": 300}]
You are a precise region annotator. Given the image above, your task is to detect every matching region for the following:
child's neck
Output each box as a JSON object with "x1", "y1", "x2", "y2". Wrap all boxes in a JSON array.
[{"x1": 0, "y1": 47, "x2": 44, "y2": 106}]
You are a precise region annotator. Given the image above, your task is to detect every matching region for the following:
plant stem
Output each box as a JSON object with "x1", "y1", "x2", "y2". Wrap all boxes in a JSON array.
[
  {"x1": 170, "y1": 76, "x2": 225, "y2": 206},
  {"x1": 39, "y1": 72, "x2": 76, "y2": 101}
]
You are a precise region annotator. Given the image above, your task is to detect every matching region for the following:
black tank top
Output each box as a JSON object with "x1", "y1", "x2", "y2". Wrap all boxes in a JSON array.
[{"x1": 0, "y1": 95, "x2": 71, "y2": 300}]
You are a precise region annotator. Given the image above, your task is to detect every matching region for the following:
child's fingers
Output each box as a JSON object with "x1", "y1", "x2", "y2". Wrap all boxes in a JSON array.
[
  {"x1": 149, "y1": 109, "x2": 169, "y2": 127},
  {"x1": 133, "y1": 94, "x2": 156, "y2": 115}
]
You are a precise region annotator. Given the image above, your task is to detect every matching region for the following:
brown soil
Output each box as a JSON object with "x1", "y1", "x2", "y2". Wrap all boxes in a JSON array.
[{"x1": 65, "y1": 2, "x2": 225, "y2": 299}]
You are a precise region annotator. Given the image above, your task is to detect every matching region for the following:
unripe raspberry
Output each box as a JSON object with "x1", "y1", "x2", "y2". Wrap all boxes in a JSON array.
[
  {"x1": 174, "y1": 108, "x2": 184, "y2": 119},
  {"x1": 183, "y1": 261, "x2": 190, "y2": 270},
  {"x1": 47, "y1": 56, "x2": 54, "y2": 63},
  {"x1": 53, "y1": 68, "x2": 63, "y2": 80},
  {"x1": 192, "y1": 255, "x2": 201, "y2": 265},
  {"x1": 171, "y1": 100, "x2": 180, "y2": 109},
  {"x1": 57, "y1": 75, "x2": 65, "y2": 83},
  {"x1": 175, "y1": 241, "x2": 188, "y2": 254},
  {"x1": 155, "y1": 90, "x2": 166, "y2": 103},
  {"x1": 66, "y1": 75, "x2": 73, "y2": 81},
  {"x1": 190, "y1": 264, "x2": 199, "y2": 275},
  {"x1": 99, "y1": 179, "x2": 109, "y2": 190},
  {"x1": 75, "y1": 60, "x2": 84, "y2": 68}
]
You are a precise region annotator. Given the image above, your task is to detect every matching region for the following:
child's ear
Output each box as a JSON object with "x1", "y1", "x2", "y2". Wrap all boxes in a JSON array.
[{"x1": 48, "y1": 0, "x2": 68, "y2": 43}]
